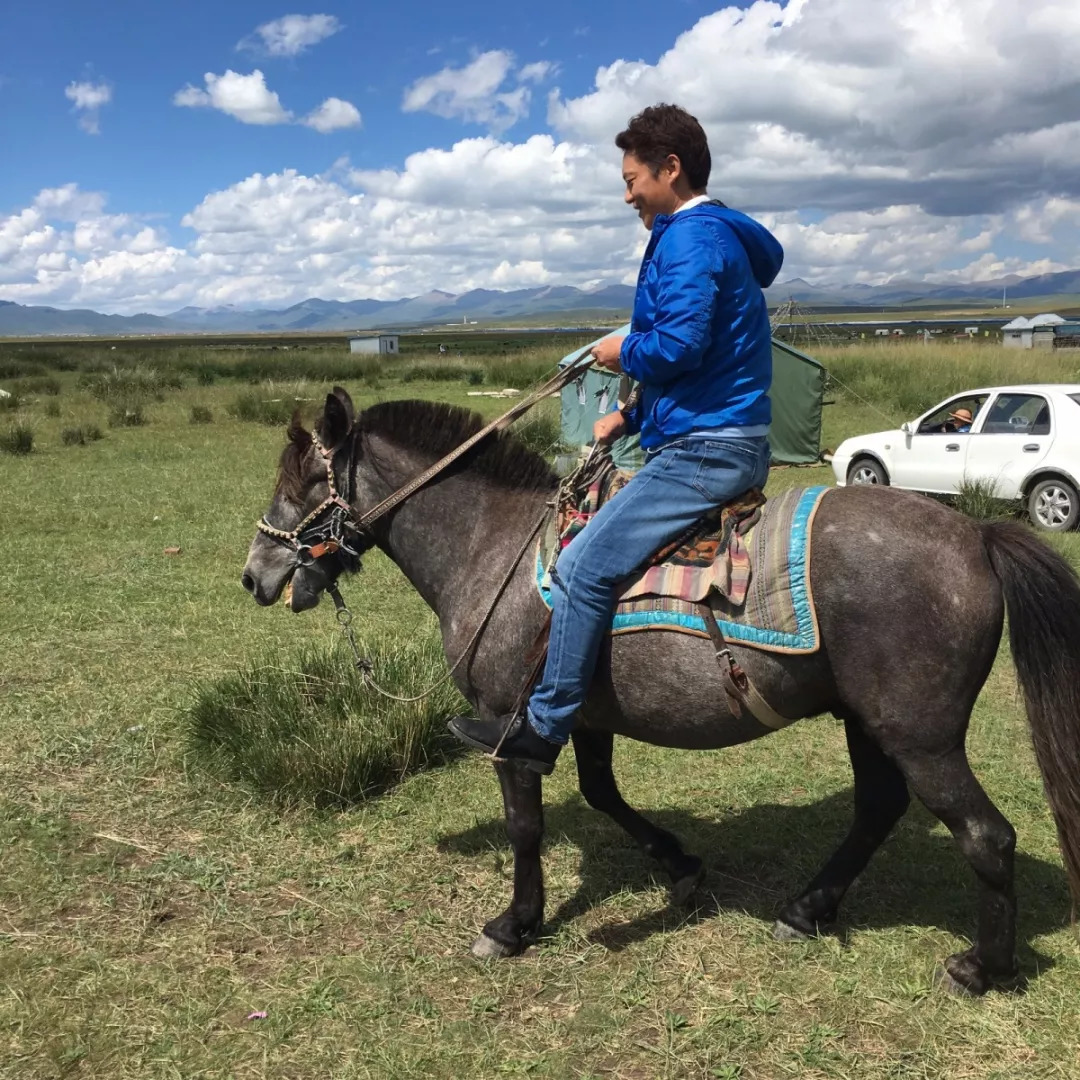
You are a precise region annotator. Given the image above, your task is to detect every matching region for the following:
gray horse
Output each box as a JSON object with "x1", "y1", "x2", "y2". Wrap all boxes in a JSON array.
[{"x1": 242, "y1": 387, "x2": 1080, "y2": 996}]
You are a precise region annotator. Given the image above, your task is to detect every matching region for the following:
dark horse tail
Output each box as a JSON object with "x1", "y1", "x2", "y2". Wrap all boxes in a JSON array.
[{"x1": 984, "y1": 521, "x2": 1080, "y2": 908}]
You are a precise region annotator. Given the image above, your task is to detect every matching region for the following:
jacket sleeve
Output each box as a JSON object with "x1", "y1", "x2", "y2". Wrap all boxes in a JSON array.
[{"x1": 619, "y1": 220, "x2": 720, "y2": 386}]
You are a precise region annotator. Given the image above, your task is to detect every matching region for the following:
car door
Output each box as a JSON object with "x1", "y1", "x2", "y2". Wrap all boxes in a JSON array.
[
  {"x1": 890, "y1": 394, "x2": 989, "y2": 493},
  {"x1": 962, "y1": 392, "x2": 1053, "y2": 498}
]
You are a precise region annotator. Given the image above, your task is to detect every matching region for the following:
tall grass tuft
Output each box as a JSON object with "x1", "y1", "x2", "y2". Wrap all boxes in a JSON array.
[
  {"x1": 108, "y1": 404, "x2": 146, "y2": 427},
  {"x1": 0, "y1": 423, "x2": 34, "y2": 455},
  {"x1": 184, "y1": 636, "x2": 466, "y2": 807},
  {"x1": 952, "y1": 477, "x2": 1015, "y2": 523},
  {"x1": 61, "y1": 424, "x2": 104, "y2": 446},
  {"x1": 0, "y1": 392, "x2": 23, "y2": 412},
  {"x1": 511, "y1": 406, "x2": 569, "y2": 460},
  {"x1": 226, "y1": 391, "x2": 295, "y2": 425},
  {"x1": 189, "y1": 404, "x2": 213, "y2": 425}
]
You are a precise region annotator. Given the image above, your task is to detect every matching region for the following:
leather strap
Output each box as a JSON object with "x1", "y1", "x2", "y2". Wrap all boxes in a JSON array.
[{"x1": 697, "y1": 602, "x2": 792, "y2": 731}]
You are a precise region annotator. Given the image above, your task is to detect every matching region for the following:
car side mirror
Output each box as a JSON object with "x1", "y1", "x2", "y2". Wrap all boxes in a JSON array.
[{"x1": 900, "y1": 421, "x2": 914, "y2": 436}]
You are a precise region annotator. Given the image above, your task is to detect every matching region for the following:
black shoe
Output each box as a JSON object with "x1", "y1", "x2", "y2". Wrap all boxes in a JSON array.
[{"x1": 447, "y1": 712, "x2": 561, "y2": 775}]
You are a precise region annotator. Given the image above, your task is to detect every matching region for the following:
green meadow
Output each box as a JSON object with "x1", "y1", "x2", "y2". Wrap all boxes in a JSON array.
[{"x1": 1, "y1": 335, "x2": 1079, "y2": 1079}]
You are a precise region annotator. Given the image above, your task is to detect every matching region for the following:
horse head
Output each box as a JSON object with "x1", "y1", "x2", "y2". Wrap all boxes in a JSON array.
[{"x1": 241, "y1": 385, "x2": 361, "y2": 612}]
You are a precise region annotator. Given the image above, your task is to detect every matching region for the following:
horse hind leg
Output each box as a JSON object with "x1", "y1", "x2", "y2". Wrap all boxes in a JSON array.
[
  {"x1": 892, "y1": 744, "x2": 1018, "y2": 996},
  {"x1": 571, "y1": 728, "x2": 704, "y2": 905},
  {"x1": 776, "y1": 714, "x2": 910, "y2": 940}
]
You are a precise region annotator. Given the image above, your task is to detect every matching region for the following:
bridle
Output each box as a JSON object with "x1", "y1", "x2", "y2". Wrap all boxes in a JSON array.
[{"x1": 255, "y1": 429, "x2": 371, "y2": 571}]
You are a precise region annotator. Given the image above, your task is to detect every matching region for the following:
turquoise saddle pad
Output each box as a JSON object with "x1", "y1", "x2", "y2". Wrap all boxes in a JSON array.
[{"x1": 535, "y1": 485, "x2": 828, "y2": 654}]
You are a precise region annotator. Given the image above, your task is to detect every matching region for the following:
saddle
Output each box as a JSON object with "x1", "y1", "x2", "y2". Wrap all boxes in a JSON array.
[{"x1": 553, "y1": 451, "x2": 766, "y2": 608}]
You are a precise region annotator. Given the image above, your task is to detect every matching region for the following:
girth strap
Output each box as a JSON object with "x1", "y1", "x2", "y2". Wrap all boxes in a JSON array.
[{"x1": 697, "y1": 602, "x2": 792, "y2": 730}]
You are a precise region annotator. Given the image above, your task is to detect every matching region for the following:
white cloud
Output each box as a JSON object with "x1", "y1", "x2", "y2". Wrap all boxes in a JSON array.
[
  {"x1": 65, "y1": 80, "x2": 111, "y2": 134},
  {"x1": 548, "y1": 0, "x2": 1080, "y2": 218},
  {"x1": 174, "y1": 70, "x2": 292, "y2": 125},
  {"x1": 518, "y1": 61, "x2": 557, "y2": 84},
  {"x1": 403, "y1": 50, "x2": 535, "y2": 132},
  {"x1": 238, "y1": 14, "x2": 342, "y2": 57},
  {"x1": 303, "y1": 97, "x2": 362, "y2": 133},
  {"x1": 174, "y1": 70, "x2": 360, "y2": 134},
  {"x1": 9, "y1": 1, "x2": 1080, "y2": 313}
]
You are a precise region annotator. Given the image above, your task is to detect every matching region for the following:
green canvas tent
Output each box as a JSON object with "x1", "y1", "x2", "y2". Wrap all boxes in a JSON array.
[{"x1": 558, "y1": 324, "x2": 825, "y2": 469}]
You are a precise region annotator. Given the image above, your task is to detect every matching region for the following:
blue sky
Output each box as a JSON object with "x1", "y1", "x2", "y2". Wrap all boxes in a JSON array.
[
  {"x1": 2, "y1": 1, "x2": 681, "y2": 218},
  {"x1": 2, "y1": 1, "x2": 1079, "y2": 313}
]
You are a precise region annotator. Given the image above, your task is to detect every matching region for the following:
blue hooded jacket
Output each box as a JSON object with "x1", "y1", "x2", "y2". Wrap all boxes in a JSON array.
[{"x1": 619, "y1": 202, "x2": 784, "y2": 450}]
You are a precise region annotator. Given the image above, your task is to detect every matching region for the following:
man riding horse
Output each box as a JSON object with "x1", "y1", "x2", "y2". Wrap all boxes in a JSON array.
[{"x1": 449, "y1": 103, "x2": 784, "y2": 773}]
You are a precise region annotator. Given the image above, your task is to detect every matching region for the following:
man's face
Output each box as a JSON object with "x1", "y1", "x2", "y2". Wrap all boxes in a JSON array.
[{"x1": 622, "y1": 152, "x2": 679, "y2": 230}]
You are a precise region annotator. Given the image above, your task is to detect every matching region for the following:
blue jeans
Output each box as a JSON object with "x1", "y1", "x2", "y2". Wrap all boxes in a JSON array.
[{"x1": 527, "y1": 435, "x2": 770, "y2": 743}]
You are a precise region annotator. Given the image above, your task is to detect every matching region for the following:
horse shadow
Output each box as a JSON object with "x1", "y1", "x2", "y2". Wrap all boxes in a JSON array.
[{"x1": 438, "y1": 788, "x2": 1070, "y2": 979}]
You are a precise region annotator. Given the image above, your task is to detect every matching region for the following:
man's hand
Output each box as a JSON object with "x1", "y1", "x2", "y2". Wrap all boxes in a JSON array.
[
  {"x1": 590, "y1": 335, "x2": 625, "y2": 373},
  {"x1": 593, "y1": 410, "x2": 627, "y2": 445}
]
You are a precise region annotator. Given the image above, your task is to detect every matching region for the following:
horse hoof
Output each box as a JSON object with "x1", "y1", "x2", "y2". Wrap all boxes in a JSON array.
[
  {"x1": 773, "y1": 919, "x2": 813, "y2": 942},
  {"x1": 935, "y1": 953, "x2": 989, "y2": 997},
  {"x1": 934, "y1": 964, "x2": 977, "y2": 997},
  {"x1": 671, "y1": 866, "x2": 705, "y2": 907},
  {"x1": 471, "y1": 933, "x2": 519, "y2": 960}
]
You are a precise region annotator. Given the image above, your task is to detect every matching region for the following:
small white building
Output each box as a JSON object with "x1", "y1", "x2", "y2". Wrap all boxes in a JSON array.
[
  {"x1": 349, "y1": 334, "x2": 399, "y2": 355},
  {"x1": 1002, "y1": 313, "x2": 1065, "y2": 349}
]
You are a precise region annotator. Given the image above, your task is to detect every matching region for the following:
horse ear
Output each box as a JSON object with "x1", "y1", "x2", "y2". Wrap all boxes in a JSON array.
[
  {"x1": 319, "y1": 389, "x2": 353, "y2": 448},
  {"x1": 287, "y1": 410, "x2": 312, "y2": 451},
  {"x1": 331, "y1": 386, "x2": 356, "y2": 426}
]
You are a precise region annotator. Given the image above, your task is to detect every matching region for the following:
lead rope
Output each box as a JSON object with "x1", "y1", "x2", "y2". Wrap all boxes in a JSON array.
[{"x1": 327, "y1": 504, "x2": 549, "y2": 704}]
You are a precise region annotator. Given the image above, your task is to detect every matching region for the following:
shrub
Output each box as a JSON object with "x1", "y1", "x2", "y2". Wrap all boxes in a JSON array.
[
  {"x1": 226, "y1": 391, "x2": 294, "y2": 426},
  {"x1": 108, "y1": 404, "x2": 146, "y2": 427},
  {"x1": 195, "y1": 367, "x2": 216, "y2": 385},
  {"x1": 60, "y1": 424, "x2": 103, "y2": 446},
  {"x1": 44, "y1": 401, "x2": 61, "y2": 418},
  {"x1": 189, "y1": 404, "x2": 213, "y2": 424},
  {"x1": 0, "y1": 393, "x2": 23, "y2": 412},
  {"x1": 184, "y1": 636, "x2": 466, "y2": 807},
  {"x1": 13, "y1": 375, "x2": 61, "y2": 396},
  {"x1": 0, "y1": 423, "x2": 33, "y2": 455}
]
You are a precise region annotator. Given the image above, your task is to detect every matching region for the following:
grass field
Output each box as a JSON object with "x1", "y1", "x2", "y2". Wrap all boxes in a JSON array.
[{"x1": 2, "y1": 338, "x2": 1079, "y2": 1078}]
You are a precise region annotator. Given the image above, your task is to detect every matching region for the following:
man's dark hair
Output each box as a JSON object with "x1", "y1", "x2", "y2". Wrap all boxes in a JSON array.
[{"x1": 615, "y1": 104, "x2": 711, "y2": 191}]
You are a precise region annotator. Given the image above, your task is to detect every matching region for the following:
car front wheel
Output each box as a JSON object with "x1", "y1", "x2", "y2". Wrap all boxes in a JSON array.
[
  {"x1": 1027, "y1": 478, "x2": 1079, "y2": 532},
  {"x1": 847, "y1": 457, "x2": 889, "y2": 486}
]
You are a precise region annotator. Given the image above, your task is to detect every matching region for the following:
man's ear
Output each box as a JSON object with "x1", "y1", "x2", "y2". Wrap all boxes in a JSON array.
[{"x1": 319, "y1": 386, "x2": 355, "y2": 448}]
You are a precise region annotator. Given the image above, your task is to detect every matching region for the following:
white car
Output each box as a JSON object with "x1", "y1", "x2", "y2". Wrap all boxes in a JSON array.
[{"x1": 831, "y1": 384, "x2": 1080, "y2": 531}]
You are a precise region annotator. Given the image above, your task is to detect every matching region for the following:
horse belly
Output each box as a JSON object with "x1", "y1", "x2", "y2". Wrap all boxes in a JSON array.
[{"x1": 582, "y1": 634, "x2": 803, "y2": 751}]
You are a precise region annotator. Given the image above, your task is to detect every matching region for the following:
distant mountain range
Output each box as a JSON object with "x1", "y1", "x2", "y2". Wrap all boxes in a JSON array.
[{"x1": 3, "y1": 268, "x2": 1080, "y2": 337}]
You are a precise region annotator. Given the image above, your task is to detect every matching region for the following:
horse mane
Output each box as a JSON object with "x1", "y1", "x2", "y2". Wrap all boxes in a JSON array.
[{"x1": 357, "y1": 400, "x2": 558, "y2": 492}]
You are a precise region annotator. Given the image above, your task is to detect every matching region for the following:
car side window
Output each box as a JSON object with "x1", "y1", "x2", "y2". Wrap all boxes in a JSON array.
[
  {"x1": 916, "y1": 395, "x2": 988, "y2": 435},
  {"x1": 979, "y1": 393, "x2": 1050, "y2": 436}
]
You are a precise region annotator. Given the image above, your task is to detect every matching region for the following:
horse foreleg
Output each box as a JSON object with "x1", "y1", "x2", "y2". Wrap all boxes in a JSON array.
[
  {"x1": 776, "y1": 715, "x2": 910, "y2": 940},
  {"x1": 472, "y1": 761, "x2": 545, "y2": 959},
  {"x1": 572, "y1": 728, "x2": 704, "y2": 906}
]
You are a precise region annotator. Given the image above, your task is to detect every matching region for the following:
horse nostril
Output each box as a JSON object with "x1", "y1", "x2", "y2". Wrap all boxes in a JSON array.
[{"x1": 241, "y1": 572, "x2": 256, "y2": 594}]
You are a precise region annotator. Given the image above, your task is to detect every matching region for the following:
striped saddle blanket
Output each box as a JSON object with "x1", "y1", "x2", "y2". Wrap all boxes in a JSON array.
[{"x1": 537, "y1": 484, "x2": 829, "y2": 654}]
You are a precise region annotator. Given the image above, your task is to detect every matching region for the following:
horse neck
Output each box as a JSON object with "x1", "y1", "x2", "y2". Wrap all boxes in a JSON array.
[{"x1": 359, "y1": 445, "x2": 553, "y2": 618}]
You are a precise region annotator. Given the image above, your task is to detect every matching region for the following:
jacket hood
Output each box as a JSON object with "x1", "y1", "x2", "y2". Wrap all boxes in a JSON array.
[{"x1": 686, "y1": 204, "x2": 784, "y2": 289}]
